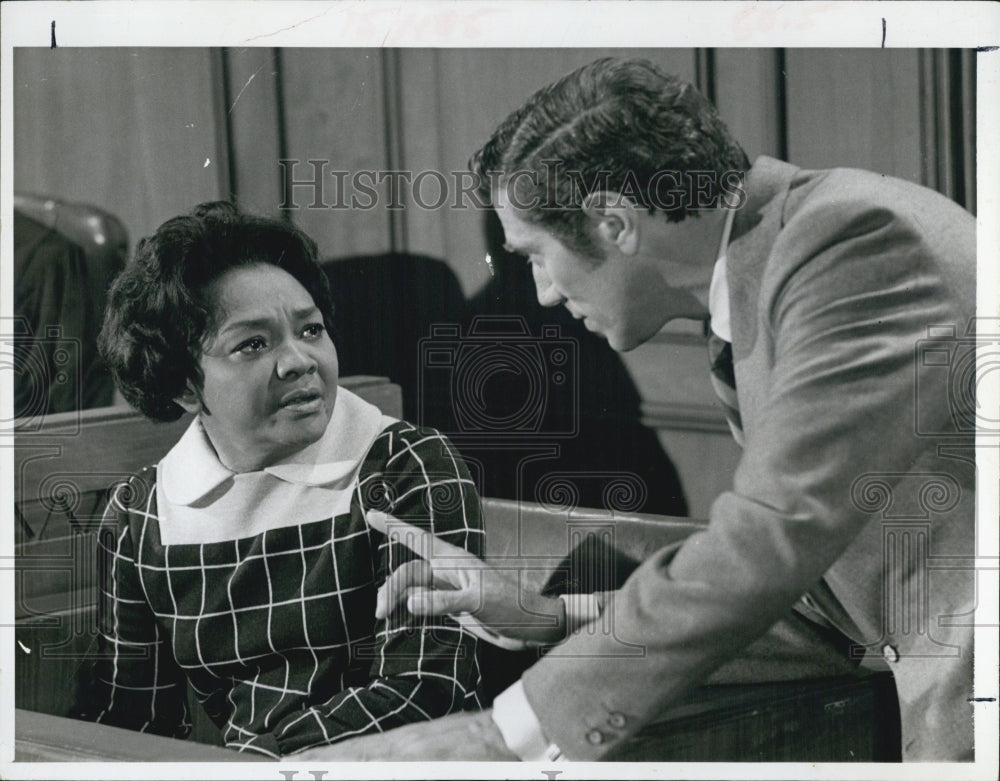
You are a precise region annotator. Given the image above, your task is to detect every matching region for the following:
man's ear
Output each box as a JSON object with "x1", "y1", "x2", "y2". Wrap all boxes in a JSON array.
[
  {"x1": 581, "y1": 191, "x2": 640, "y2": 255},
  {"x1": 174, "y1": 384, "x2": 203, "y2": 415}
]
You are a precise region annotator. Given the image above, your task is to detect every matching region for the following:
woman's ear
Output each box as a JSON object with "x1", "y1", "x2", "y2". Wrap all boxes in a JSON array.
[
  {"x1": 174, "y1": 384, "x2": 203, "y2": 415},
  {"x1": 581, "y1": 191, "x2": 640, "y2": 255}
]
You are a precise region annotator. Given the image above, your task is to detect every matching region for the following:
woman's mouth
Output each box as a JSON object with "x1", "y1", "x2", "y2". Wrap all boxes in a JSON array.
[{"x1": 279, "y1": 389, "x2": 323, "y2": 410}]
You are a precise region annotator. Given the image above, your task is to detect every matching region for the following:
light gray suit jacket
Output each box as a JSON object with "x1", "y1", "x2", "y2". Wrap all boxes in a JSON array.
[{"x1": 522, "y1": 157, "x2": 977, "y2": 760}]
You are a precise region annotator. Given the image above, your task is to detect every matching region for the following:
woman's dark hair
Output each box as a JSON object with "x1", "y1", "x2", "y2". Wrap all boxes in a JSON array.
[
  {"x1": 469, "y1": 57, "x2": 749, "y2": 257},
  {"x1": 99, "y1": 201, "x2": 334, "y2": 422}
]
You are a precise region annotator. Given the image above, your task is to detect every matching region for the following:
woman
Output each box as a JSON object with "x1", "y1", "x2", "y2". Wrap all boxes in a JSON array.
[{"x1": 73, "y1": 202, "x2": 484, "y2": 757}]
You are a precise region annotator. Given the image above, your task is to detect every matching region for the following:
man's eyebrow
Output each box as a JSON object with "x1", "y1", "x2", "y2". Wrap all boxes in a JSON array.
[{"x1": 503, "y1": 242, "x2": 528, "y2": 255}]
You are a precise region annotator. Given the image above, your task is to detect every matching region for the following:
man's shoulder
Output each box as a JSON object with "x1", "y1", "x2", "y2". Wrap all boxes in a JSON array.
[{"x1": 784, "y1": 163, "x2": 971, "y2": 227}]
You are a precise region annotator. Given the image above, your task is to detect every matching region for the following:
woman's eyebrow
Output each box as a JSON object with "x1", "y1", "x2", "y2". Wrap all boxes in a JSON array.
[{"x1": 218, "y1": 306, "x2": 321, "y2": 335}]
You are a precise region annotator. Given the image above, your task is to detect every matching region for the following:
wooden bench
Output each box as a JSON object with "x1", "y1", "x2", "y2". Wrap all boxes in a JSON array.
[{"x1": 11, "y1": 377, "x2": 901, "y2": 761}]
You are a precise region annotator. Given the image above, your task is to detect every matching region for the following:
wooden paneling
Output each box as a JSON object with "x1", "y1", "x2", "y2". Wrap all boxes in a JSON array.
[
  {"x1": 785, "y1": 49, "x2": 923, "y2": 183},
  {"x1": 919, "y1": 49, "x2": 977, "y2": 212},
  {"x1": 13, "y1": 48, "x2": 226, "y2": 246},
  {"x1": 224, "y1": 47, "x2": 285, "y2": 215},
  {"x1": 619, "y1": 333, "x2": 742, "y2": 518},
  {"x1": 279, "y1": 49, "x2": 393, "y2": 259},
  {"x1": 714, "y1": 48, "x2": 783, "y2": 161}
]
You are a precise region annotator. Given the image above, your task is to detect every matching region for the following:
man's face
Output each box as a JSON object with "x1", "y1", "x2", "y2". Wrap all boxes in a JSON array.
[{"x1": 494, "y1": 189, "x2": 683, "y2": 352}]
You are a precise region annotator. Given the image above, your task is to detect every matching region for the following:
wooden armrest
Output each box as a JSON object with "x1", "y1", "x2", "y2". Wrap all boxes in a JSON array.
[{"x1": 15, "y1": 709, "x2": 262, "y2": 762}]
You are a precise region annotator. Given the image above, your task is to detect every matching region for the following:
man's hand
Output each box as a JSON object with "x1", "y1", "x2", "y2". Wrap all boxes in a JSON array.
[
  {"x1": 368, "y1": 510, "x2": 567, "y2": 646},
  {"x1": 288, "y1": 709, "x2": 520, "y2": 761}
]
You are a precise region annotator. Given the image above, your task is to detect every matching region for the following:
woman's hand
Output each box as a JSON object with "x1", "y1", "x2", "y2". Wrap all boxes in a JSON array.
[{"x1": 367, "y1": 510, "x2": 567, "y2": 646}]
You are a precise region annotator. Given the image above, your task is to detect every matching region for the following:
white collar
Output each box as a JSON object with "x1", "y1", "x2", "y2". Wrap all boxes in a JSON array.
[
  {"x1": 159, "y1": 386, "x2": 390, "y2": 506},
  {"x1": 707, "y1": 205, "x2": 736, "y2": 342}
]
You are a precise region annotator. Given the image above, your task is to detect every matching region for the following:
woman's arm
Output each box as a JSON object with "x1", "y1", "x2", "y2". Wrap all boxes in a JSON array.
[
  {"x1": 72, "y1": 473, "x2": 192, "y2": 738},
  {"x1": 252, "y1": 423, "x2": 485, "y2": 757}
]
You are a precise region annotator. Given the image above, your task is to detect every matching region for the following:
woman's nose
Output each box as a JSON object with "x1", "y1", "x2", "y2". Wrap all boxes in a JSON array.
[{"x1": 275, "y1": 340, "x2": 317, "y2": 379}]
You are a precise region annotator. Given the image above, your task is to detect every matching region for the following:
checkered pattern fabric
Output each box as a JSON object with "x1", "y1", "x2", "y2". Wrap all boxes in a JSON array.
[{"x1": 75, "y1": 421, "x2": 484, "y2": 757}]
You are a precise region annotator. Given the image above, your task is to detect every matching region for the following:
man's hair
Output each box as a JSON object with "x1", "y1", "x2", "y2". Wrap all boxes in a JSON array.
[
  {"x1": 469, "y1": 57, "x2": 749, "y2": 256},
  {"x1": 99, "y1": 201, "x2": 334, "y2": 422}
]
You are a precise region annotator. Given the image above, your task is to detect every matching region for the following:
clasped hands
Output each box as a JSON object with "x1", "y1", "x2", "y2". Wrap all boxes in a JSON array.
[{"x1": 367, "y1": 510, "x2": 568, "y2": 647}]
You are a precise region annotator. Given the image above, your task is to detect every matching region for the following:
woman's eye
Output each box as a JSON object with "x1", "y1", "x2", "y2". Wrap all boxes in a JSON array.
[
  {"x1": 235, "y1": 337, "x2": 267, "y2": 354},
  {"x1": 302, "y1": 323, "x2": 325, "y2": 339}
]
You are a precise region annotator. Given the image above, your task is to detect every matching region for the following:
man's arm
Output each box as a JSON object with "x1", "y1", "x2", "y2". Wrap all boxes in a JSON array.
[{"x1": 519, "y1": 194, "x2": 975, "y2": 758}]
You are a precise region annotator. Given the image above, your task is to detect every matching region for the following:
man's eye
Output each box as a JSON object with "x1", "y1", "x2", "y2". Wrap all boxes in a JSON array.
[
  {"x1": 235, "y1": 337, "x2": 267, "y2": 354},
  {"x1": 302, "y1": 323, "x2": 325, "y2": 339}
]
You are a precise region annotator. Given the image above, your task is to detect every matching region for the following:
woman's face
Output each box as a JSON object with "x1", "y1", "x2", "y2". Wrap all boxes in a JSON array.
[{"x1": 177, "y1": 263, "x2": 339, "y2": 472}]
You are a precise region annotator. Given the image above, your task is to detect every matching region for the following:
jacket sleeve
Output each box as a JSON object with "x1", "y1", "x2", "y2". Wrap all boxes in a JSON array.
[
  {"x1": 256, "y1": 424, "x2": 484, "y2": 757},
  {"x1": 72, "y1": 473, "x2": 192, "y2": 739},
  {"x1": 520, "y1": 192, "x2": 975, "y2": 758}
]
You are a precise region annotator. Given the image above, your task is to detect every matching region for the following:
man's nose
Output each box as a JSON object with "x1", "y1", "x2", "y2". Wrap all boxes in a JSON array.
[
  {"x1": 532, "y1": 265, "x2": 563, "y2": 308},
  {"x1": 275, "y1": 340, "x2": 317, "y2": 379}
]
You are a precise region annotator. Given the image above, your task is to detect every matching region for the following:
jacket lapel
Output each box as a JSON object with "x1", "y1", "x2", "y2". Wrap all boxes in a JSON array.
[{"x1": 725, "y1": 156, "x2": 800, "y2": 363}]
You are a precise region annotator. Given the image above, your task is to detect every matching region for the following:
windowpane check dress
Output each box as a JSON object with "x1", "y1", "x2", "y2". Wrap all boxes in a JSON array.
[{"x1": 74, "y1": 388, "x2": 484, "y2": 757}]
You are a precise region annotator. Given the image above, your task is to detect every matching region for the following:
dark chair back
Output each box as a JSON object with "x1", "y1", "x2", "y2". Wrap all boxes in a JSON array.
[
  {"x1": 12, "y1": 194, "x2": 129, "y2": 422},
  {"x1": 323, "y1": 252, "x2": 468, "y2": 424}
]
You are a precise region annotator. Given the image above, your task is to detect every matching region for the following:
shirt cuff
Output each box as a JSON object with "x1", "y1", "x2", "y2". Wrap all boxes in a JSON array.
[
  {"x1": 559, "y1": 593, "x2": 601, "y2": 634},
  {"x1": 491, "y1": 679, "x2": 565, "y2": 762}
]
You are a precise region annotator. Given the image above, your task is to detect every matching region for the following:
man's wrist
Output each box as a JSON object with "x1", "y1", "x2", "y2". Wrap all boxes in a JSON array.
[{"x1": 558, "y1": 593, "x2": 602, "y2": 636}]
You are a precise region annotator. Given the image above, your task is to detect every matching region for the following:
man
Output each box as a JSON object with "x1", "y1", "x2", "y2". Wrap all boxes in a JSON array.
[{"x1": 306, "y1": 57, "x2": 978, "y2": 762}]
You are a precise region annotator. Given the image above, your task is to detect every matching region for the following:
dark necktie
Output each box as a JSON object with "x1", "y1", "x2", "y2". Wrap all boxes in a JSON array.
[{"x1": 707, "y1": 330, "x2": 744, "y2": 446}]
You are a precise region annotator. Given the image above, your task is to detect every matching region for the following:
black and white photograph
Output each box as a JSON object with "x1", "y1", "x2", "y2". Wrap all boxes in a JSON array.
[{"x1": 1, "y1": 2, "x2": 997, "y2": 779}]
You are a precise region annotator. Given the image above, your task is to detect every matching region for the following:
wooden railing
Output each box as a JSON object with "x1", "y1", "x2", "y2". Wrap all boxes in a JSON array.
[{"x1": 14, "y1": 709, "x2": 257, "y2": 762}]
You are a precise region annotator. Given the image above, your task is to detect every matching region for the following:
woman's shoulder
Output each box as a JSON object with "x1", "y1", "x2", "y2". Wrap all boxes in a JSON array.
[
  {"x1": 367, "y1": 419, "x2": 458, "y2": 459},
  {"x1": 107, "y1": 466, "x2": 159, "y2": 511},
  {"x1": 359, "y1": 419, "x2": 470, "y2": 480},
  {"x1": 99, "y1": 465, "x2": 163, "y2": 544}
]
